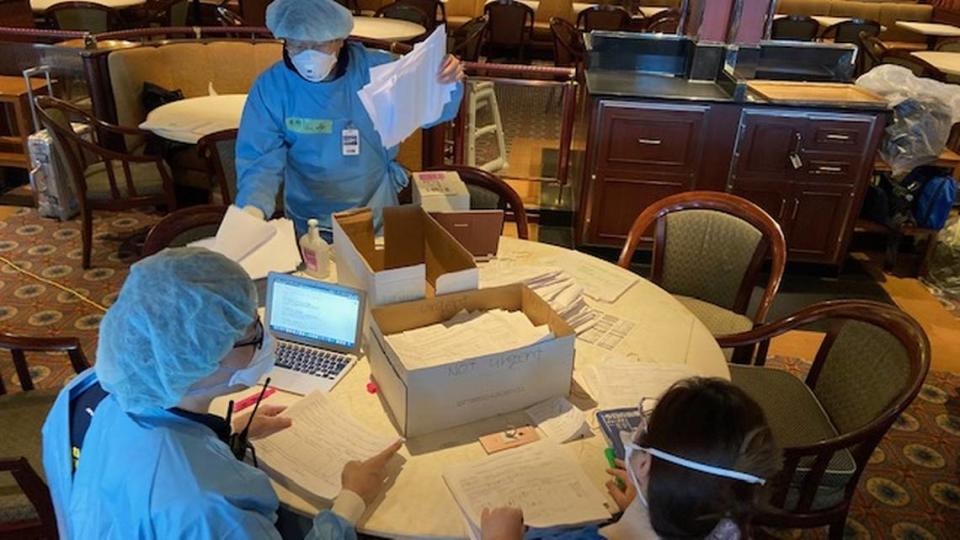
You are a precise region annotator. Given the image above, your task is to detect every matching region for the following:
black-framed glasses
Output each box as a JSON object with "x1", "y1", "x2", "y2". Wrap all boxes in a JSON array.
[
  {"x1": 233, "y1": 318, "x2": 264, "y2": 351},
  {"x1": 631, "y1": 397, "x2": 656, "y2": 445}
]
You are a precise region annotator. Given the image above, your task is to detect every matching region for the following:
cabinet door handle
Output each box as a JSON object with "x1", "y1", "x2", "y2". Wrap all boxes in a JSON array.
[
  {"x1": 637, "y1": 138, "x2": 662, "y2": 145},
  {"x1": 778, "y1": 198, "x2": 786, "y2": 219},
  {"x1": 791, "y1": 198, "x2": 799, "y2": 220},
  {"x1": 826, "y1": 134, "x2": 851, "y2": 141},
  {"x1": 817, "y1": 166, "x2": 843, "y2": 173}
]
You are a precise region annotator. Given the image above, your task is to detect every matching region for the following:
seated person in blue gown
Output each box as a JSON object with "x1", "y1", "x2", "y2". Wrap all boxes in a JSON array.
[
  {"x1": 481, "y1": 378, "x2": 782, "y2": 540},
  {"x1": 42, "y1": 248, "x2": 402, "y2": 539},
  {"x1": 235, "y1": 0, "x2": 465, "y2": 238}
]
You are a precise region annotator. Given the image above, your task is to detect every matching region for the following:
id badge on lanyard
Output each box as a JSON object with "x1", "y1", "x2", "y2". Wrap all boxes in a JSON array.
[{"x1": 342, "y1": 123, "x2": 360, "y2": 156}]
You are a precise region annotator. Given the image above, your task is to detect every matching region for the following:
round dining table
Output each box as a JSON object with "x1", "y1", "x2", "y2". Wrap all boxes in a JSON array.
[
  {"x1": 139, "y1": 94, "x2": 247, "y2": 145},
  {"x1": 214, "y1": 235, "x2": 728, "y2": 539},
  {"x1": 352, "y1": 16, "x2": 426, "y2": 42},
  {"x1": 30, "y1": 0, "x2": 144, "y2": 12}
]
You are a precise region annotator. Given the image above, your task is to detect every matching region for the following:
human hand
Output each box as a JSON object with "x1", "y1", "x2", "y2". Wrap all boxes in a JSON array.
[
  {"x1": 605, "y1": 458, "x2": 637, "y2": 512},
  {"x1": 242, "y1": 205, "x2": 265, "y2": 220},
  {"x1": 481, "y1": 507, "x2": 524, "y2": 540},
  {"x1": 233, "y1": 404, "x2": 292, "y2": 441},
  {"x1": 341, "y1": 439, "x2": 403, "y2": 505},
  {"x1": 438, "y1": 54, "x2": 465, "y2": 84}
]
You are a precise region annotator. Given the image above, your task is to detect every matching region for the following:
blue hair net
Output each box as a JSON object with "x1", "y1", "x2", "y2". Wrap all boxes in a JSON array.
[
  {"x1": 266, "y1": 0, "x2": 354, "y2": 42},
  {"x1": 95, "y1": 248, "x2": 257, "y2": 413}
]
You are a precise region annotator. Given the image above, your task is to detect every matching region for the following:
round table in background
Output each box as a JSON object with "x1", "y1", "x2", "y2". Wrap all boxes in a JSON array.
[
  {"x1": 911, "y1": 50, "x2": 960, "y2": 77},
  {"x1": 215, "y1": 236, "x2": 728, "y2": 539},
  {"x1": 30, "y1": 0, "x2": 144, "y2": 11},
  {"x1": 139, "y1": 94, "x2": 247, "y2": 145},
  {"x1": 351, "y1": 16, "x2": 426, "y2": 42}
]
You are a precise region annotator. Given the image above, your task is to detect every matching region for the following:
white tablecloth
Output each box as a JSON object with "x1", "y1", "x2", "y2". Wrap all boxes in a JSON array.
[
  {"x1": 140, "y1": 94, "x2": 247, "y2": 145},
  {"x1": 352, "y1": 16, "x2": 426, "y2": 41},
  {"x1": 896, "y1": 21, "x2": 960, "y2": 38},
  {"x1": 31, "y1": 0, "x2": 144, "y2": 12},
  {"x1": 214, "y1": 236, "x2": 728, "y2": 539}
]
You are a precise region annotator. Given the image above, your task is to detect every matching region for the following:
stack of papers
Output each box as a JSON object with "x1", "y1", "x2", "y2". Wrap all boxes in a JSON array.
[
  {"x1": 553, "y1": 251, "x2": 640, "y2": 303},
  {"x1": 385, "y1": 309, "x2": 553, "y2": 369},
  {"x1": 443, "y1": 443, "x2": 611, "y2": 531},
  {"x1": 189, "y1": 205, "x2": 301, "y2": 280},
  {"x1": 525, "y1": 396, "x2": 591, "y2": 443},
  {"x1": 478, "y1": 264, "x2": 598, "y2": 334},
  {"x1": 581, "y1": 359, "x2": 696, "y2": 409},
  {"x1": 358, "y1": 26, "x2": 457, "y2": 149},
  {"x1": 254, "y1": 391, "x2": 398, "y2": 501}
]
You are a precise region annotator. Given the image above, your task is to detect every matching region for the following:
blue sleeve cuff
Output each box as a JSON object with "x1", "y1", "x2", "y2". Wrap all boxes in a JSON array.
[{"x1": 304, "y1": 510, "x2": 359, "y2": 540}]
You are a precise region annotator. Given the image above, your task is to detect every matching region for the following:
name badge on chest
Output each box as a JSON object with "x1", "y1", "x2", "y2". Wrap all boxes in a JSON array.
[{"x1": 342, "y1": 128, "x2": 360, "y2": 156}]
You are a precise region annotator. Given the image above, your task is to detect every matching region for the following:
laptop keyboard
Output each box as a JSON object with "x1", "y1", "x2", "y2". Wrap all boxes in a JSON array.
[{"x1": 276, "y1": 342, "x2": 351, "y2": 380}]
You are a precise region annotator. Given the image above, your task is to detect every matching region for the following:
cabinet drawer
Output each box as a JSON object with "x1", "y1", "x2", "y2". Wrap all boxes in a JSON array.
[
  {"x1": 804, "y1": 117, "x2": 875, "y2": 153},
  {"x1": 598, "y1": 103, "x2": 707, "y2": 174},
  {"x1": 799, "y1": 152, "x2": 864, "y2": 185}
]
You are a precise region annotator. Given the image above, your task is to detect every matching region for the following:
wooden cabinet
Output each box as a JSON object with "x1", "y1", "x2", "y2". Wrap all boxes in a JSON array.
[{"x1": 578, "y1": 99, "x2": 886, "y2": 266}]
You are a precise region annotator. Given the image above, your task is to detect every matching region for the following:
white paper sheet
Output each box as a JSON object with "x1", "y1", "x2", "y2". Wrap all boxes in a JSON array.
[
  {"x1": 358, "y1": 26, "x2": 457, "y2": 148},
  {"x1": 478, "y1": 264, "x2": 598, "y2": 334},
  {"x1": 551, "y1": 251, "x2": 639, "y2": 303},
  {"x1": 582, "y1": 361, "x2": 696, "y2": 409},
  {"x1": 188, "y1": 211, "x2": 301, "y2": 280},
  {"x1": 442, "y1": 443, "x2": 611, "y2": 529},
  {"x1": 254, "y1": 391, "x2": 398, "y2": 501},
  {"x1": 578, "y1": 312, "x2": 637, "y2": 351},
  {"x1": 525, "y1": 397, "x2": 591, "y2": 443},
  {"x1": 212, "y1": 205, "x2": 277, "y2": 261}
]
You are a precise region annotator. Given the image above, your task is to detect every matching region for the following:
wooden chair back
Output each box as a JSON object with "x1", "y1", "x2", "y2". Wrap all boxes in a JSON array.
[
  {"x1": 142, "y1": 204, "x2": 229, "y2": 256},
  {"x1": 398, "y1": 0, "x2": 444, "y2": 28},
  {"x1": 0, "y1": 0, "x2": 35, "y2": 28},
  {"x1": 483, "y1": 0, "x2": 534, "y2": 48},
  {"x1": 0, "y1": 333, "x2": 89, "y2": 395},
  {"x1": 857, "y1": 32, "x2": 887, "y2": 73},
  {"x1": 45, "y1": 0, "x2": 123, "y2": 31},
  {"x1": 881, "y1": 49, "x2": 948, "y2": 82},
  {"x1": 643, "y1": 8, "x2": 678, "y2": 33},
  {"x1": 426, "y1": 165, "x2": 530, "y2": 239},
  {"x1": 770, "y1": 15, "x2": 819, "y2": 42},
  {"x1": 576, "y1": 5, "x2": 630, "y2": 32},
  {"x1": 197, "y1": 128, "x2": 239, "y2": 204},
  {"x1": 717, "y1": 300, "x2": 930, "y2": 530},
  {"x1": 936, "y1": 38, "x2": 960, "y2": 52},
  {"x1": 617, "y1": 191, "x2": 786, "y2": 325},
  {"x1": 822, "y1": 18, "x2": 881, "y2": 44},
  {"x1": 375, "y1": 1, "x2": 431, "y2": 29},
  {"x1": 451, "y1": 15, "x2": 487, "y2": 61},
  {"x1": 550, "y1": 16, "x2": 584, "y2": 68},
  {"x1": 238, "y1": 0, "x2": 272, "y2": 26}
]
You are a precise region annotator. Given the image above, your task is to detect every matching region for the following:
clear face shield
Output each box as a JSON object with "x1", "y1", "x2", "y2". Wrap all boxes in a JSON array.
[{"x1": 623, "y1": 397, "x2": 767, "y2": 508}]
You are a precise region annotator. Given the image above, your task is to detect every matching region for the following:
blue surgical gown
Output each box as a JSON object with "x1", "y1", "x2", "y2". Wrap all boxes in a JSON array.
[
  {"x1": 235, "y1": 43, "x2": 464, "y2": 234},
  {"x1": 42, "y1": 369, "x2": 355, "y2": 539}
]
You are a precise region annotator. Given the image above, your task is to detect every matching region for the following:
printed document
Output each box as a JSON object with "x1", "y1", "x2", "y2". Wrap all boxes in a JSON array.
[
  {"x1": 358, "y1": 26, "x2": 457, "y2": 148},
  {"x1": 525, "y1": 397, "x2": 591, "y2": 443},
  {"x1": 478, "y1": 264, "x2": 598, "y2": 334},
  {"x1": 582, "y1": 361, "x2": 696, "y2": 409},
  {"x1": 443, "y1": 443, "x2": 611, "y2": 529},
  {"x1": 254, "y1": 391, "x2": 398, "y2": 501},
  {"x1": 553, "y1": 251, "x2": 639, "y2": 303},
  {"x1": 189, "y1": 205, "x2": 301, "y2": 280}
]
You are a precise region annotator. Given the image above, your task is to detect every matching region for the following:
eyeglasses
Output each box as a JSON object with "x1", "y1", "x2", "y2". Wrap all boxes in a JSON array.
[
  {"x1": 285, "y1": 39, "x2": 342, "y2": 56},
  {"x1": 233, "y1": 318, "x2": 264, "y2": 351},
  {"x1": 626, "y1": 397, "x2": 767, "y2": 486}
]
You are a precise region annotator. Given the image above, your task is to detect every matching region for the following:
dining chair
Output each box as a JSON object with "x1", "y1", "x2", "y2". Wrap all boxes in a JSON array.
[
  {"x1": 482, "y1": 0, "x2": 535, "y2": 63},
  {"x1": 216, "y1": 6, "x2": 244, "y2": 26},
  {"x1": 197, "y1": 128, "x2": 239, "y2": 205},
  {"x1": 821, "y1": 18, "x2": 881, "y2": 45},
  {"x1": 717, "y1": 300, "x2": 930, "y2": 540},
  {"x1": 551, "y1": 16, "x2": 585, "y2": 70},
  {"x1": 425, "y1": 165, "x2": 530, "y2": 239},
  {"x1": 142, "y1": 204, "x2": 229, "y2": 256},
  {"x1": 0, "y1": 0, "x2": 35, "y2": 28},
  {"x1": 45, "y1": 1, "x2": 123, "y2": 31},
  {"x1": 576, "y1": 5, "x2": 630, "y2": 32},
  {"x1": 0, "y1": 333, "x2": 89, "y2": 540},
  {"x1": 770, "y1": 15, "x2": 819, "y2": 42},
  {"x1": 881, "y1": 49, "x2": 948, "y2": 82},
  {"x1": 375, "y1": 2, "x2": 432, "y2": 31},
  {"x1": 936, "y1": 38, "x2": 960, "y2": 52},
  {"x1": 617, "y1": 191, "x2": 786, "y2": 341},
  {"x1": 857, "y1": 32, "x2": 887, "y2": 74},
  {"x1": 398, "y1": 0, "x2": 444, "y2": 29},
  {"x1": 643, "y1": 8, "x2": 679, "y2": 33},
  {"x1": 450, "y1": 15, "x2": 487, "y2": 62},
  {"x1": 34, "y1": 95, "x2": 177, "y2": 269},
  {"x1": 238, "y1": 0, "x2": 272, "y2": 26}
]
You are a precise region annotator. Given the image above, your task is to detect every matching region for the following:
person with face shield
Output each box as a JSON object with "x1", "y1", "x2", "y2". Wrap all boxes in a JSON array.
[
  {"x1": 234, "y1": 0, "x2": 465, "y2": 239},
  {"x1": 41, "y1": 248, "x2": 401, "y2": 539},
  {"x1": 479, "y1": 378, "x2": 781, "y2": 540}
]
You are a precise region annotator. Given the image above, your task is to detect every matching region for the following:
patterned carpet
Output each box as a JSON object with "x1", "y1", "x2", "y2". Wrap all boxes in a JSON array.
[{"x1": 1, "y1": 207, "x2": 958, "y2": 539}]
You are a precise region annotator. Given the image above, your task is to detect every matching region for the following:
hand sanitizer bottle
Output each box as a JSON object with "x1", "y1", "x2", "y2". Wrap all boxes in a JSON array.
[{"x1": 299, "y1": 218, "x2": 330, "y2": 279}]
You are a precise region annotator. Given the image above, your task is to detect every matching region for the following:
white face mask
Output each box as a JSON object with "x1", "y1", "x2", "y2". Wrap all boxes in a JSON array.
[
  {"x1": 229, "y1": 331, "x2": 276, "y2": 388},
  {"x1": 291, "y1": 49, "x2": 337, "y2": 82}
]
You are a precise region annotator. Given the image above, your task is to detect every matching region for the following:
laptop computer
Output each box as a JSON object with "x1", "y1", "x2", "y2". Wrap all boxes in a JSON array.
[
  {"x1": 264, "y1": 272, "x2": 366, "y2": 395},
  {"x1": 429, "y1": 210, "x2": 505, "y2": 261}
]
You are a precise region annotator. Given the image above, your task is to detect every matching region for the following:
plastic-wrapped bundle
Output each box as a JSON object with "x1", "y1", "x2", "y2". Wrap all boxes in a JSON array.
[
  {"x1": 925, "y1": 217, "x2": 960, "y2": 303},
  {"x1": 857, "y1": 65, "x2": 960, "y2": 178}
]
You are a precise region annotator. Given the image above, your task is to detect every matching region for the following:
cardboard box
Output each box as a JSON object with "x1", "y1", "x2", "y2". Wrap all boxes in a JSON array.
[
  {"x1": 411, "y1": 170, "x2": 470, "y2": 212},
  {"x1": 332, "y1": 205, "x2": 478, "y2": 307},
  {"x1": 366, "y1": 284, "x2": 576, "y2": 437}
]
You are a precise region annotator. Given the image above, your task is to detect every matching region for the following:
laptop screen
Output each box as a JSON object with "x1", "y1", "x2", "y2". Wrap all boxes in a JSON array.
[{"x1": 266, "y1": 275, "x2": 363, "y2": 351}]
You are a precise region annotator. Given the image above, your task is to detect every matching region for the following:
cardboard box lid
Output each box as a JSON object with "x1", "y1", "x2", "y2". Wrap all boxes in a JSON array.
[{"x1": 333, "y1": 205, "x2": 477, "y2": 288}]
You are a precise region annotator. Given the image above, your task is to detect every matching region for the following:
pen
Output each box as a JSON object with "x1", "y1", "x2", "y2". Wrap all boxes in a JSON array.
[{"x1": 604, "y1": 448, "x2": 625, "y2": 490}]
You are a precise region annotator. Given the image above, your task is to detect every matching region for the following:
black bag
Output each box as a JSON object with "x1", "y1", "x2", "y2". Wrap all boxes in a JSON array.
[{"x1": 142, "y1": 82, "x2": 184, "y2": 114}]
